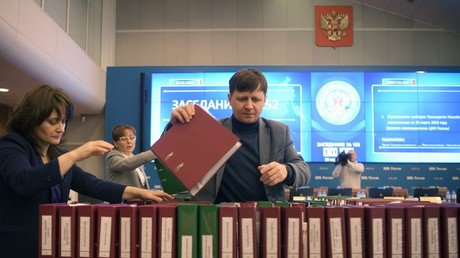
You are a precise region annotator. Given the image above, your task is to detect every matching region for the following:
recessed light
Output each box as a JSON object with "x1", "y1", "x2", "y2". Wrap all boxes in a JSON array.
[{"x1": 0, "y1": 88, "x2": 10, "y2": 93}]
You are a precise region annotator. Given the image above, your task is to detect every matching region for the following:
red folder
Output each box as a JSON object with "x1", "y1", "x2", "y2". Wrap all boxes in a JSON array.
[
  {"x1": 118, "y1": 205, "x2": 138, "y2": 258},
  {"x1": 77, "y1": 204, "x2": 99, "y2": 258},
  {"x1": 238, "y1": 204, "x2": 258, "y2": 258},
  {"x1": 259, "y1": 206, "x2": 281, "y2": 258},
  {"x1": 344, "y1": 206, "x2": 366, "y2": 258},
  {"x1": 151, "y1": 104, "x2": 242, "y2": 196},
  {"x1": 280, "y1": 205, "x2": 303, "y2": 258},
  {"x1": 39, "y1": 203, "x2": 67, "y2": 258},
  {"x1": 290, "y1": 202, "x2": 307, "y2": 258},
  {"x1": 96, "y1": 204, "x2": 124, "y2": 258},
  {"x1": 385, "y1": 205, "x2": 405, "y2": 258},
  {"x1": 137, "y1": 204, "x2": 158, "y2": 258},
  {"x1": 306, "y1": 206, "x2": 326, "y2": 258},
  {"x1": 422, "y1": 205, "x2": 441, "y2": 257},
  {"x1": 364, "y1": 206, "x2": 386, "y2": 257},
  {"x1": 218, "y1": 203, "x2": 239, "y2": 258},
  {"x1": 325, "y1": 206, "x2": 347, "y2": 258},
  {"x1": 404, "y1": 205, "x2": 423, "y2": 258},
  {"x1": 157, "y1": 203, "x2": 178, "y2": 258},
  {"x1": 440, "y1": 203, "x2": 459, "y2": 257},
  {"x1": 58, "y1": 204, "x2": 79, "y2": 258}
]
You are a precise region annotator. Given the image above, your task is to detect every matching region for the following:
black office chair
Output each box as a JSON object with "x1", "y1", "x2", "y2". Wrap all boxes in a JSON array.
[
  {"x1": 289, "y1": 187, "x2": 314, "y2": 201},
  {"x1": 368, "y1": 187, "x2": 393, "y2": 198},
  {"x1": 327, "y1": 188, "x2": 352, "y2": 196},
  {"x1": 413, "y1": 187, "x2": 439, "y2": 198}
]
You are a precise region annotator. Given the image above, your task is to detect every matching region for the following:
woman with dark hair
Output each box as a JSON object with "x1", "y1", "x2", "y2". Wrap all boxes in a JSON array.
[
  {"x1": 106, "y1": 124, "x2": 156, "y2": 189},
  {"x1": 0, "y1": 85, "x2": 173, "y2": 258}
]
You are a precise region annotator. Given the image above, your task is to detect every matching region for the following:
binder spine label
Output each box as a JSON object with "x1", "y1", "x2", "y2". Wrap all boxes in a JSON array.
[
  {"x1": 287, "y1": 217, "x2": 300, "y2": 255},
  {"x1": 140, "y1": 217, "x2": 153, "y2": 256},
  {"x1": 372, "y1": 218, "x2": 384, "y2": 257},
  {"x1": 60, "y1": 216, "x2": 72, "y2": 257},
  {"x1": 309, "y1": 218, "x2": 321, "y2": 256},
  {"x1": 161, "y1": 217, "x2": 173, "y2": 255},
  {"x1": 120, "y1": 217, "x2": 131, "y2": 257},
  {"x1": 181, "y1": 235, "x2": 193, "y2": 258},
  {"x1": 391, "y1": 218, "x2": 403, "y2": 256},
  {"x1": 349, "y1": 217, "x2": 363, "y2": 256},
  {"x1": 79, "y1": 216, "x2": 91, "y2": 257},
  {"x1": 202, "y1": 235, "x2": 213, "y2": 258},
  {"x1": 329, "y1": 217, "x2": 344, "y2": 255},
  {"x1": 41, "y1": 215, "x2": 53, "y2": 256},
  {"x1": 241, "y1": 218, "x2": 254, "y2": 257},
  {"x1": 427, "y1": 218, "x2": 440, "y2": 255},
  {"x1": 410, "y1": 218, "x2": 422, "y2": 256},
  {"x1": 221, "y1": 217, "x2": 233, "y2": 256},
  {"x1": 98, "y1": 216, "x2": 112, "y2": 257}
]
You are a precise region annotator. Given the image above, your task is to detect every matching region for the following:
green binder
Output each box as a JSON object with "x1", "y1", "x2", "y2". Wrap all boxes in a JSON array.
[
  {"x1": 198, "y1": 204, "x2": 219, "y2": 258},
  {"x1": 177, "y1": 203, "x2": 199, "y2": 258},
  {"x1": 154, "y1": 159, "x2": 189, "y2": 195}
]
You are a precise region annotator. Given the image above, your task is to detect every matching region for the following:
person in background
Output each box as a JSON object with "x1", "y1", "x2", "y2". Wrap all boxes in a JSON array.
[
  {"x1": 166, "y1": 68, "x2": 311, "y2": 203},
  {"x1": 332, "y1": 149, "x2": 365, "y2": 188},
  {"x1": 106, "y1": 124, "x2": 155, "y2": 189},
  {"x1": 0, "y1": 85, "x2": 173, "y2": 258}
]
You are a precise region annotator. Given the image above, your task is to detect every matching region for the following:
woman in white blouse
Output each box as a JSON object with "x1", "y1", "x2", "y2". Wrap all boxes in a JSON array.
[{"x1": 106, "y1": 125, "x2": 155, "y2": 189}]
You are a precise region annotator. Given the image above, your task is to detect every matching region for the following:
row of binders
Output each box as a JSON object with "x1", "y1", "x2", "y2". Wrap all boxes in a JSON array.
[{"x1": 39, "y1": 200, "x2": 459, "y2": 258}]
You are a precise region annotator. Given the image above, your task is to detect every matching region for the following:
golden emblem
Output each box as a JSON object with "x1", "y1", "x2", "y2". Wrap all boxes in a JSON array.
[{"x1": 319, "y1": 10, "x2": 349, "y2": 41}]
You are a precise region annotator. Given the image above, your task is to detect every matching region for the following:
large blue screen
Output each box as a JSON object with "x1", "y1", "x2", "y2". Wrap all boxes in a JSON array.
[{"x1": 147, "y1": 69, "x2": 460, "y2": 163}]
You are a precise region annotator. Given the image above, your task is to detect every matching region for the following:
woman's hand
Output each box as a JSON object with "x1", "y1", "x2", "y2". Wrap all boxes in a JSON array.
[{"x1": 122, "y1": 187, "x2": 174, "y2": 202}]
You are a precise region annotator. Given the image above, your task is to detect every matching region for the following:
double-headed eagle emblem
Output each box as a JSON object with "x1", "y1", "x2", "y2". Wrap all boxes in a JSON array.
[{"x1": 319, "y1": 10, "x2": 349, "y2": 42}]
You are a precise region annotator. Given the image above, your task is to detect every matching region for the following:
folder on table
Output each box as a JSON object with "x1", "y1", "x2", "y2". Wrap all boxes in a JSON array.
[
  {"x1": 365, "y1": 206, "x2": 386, "y2": 258},
  {"x1": 404, "y1": 205, "x2": 423, "y2": 258},
  {"x1": 157, "y1": 203, "x2": 178, "y2": 258},
  {"x1": 151, "y1": 104, "x2": 241, "y2": 196},
  {"x1": 385, "y1": 205, "x2": 405, "y2": 258},
  {"x1": 422, "y1": 205, "x2": 441, "y2": 257},
  {"x1": 325, "y1": 206, "x2": 347, "y2": 258},
  {"x1": 306, "y1": 206, "x2": 326, "y2": 258},
  {"x1": 77, "y1": 204, "x2": 99, "y2": 258},
  {"x1": 218, "y1": 203, "x2": 239, "y2": 258},
  {"x1": 198, "y1": 204, "x2": 219, "y2": 258},
  {"x1": 137, "y1": 204, "x2": 158, "y2": 258},
  {"x1": 177, "y1": 203, "x2": 199, "y2": 258},
  {"x1": 58, "y1": 204, "x2": 80, "y2": 258},
  {"x1": 238, "y1": 204, "x2": 258, "y2": 258},
  {"x1": 39, "y1": 203, "x2": 67, "y2": 258},
  {"x1": 118, "y1": 205, "x2": 138, "y2": 258},
  {"x1": 96, "y1": 204, "x2": 124, "y2": 258},
  {"x1": 344, "y1": 206, "x2": 366, "y2": 258}
]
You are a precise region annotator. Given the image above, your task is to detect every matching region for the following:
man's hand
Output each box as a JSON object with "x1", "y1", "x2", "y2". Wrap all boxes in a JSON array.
[{"x1": 258, "y1": 162, "x2": 288, "y2": 186}]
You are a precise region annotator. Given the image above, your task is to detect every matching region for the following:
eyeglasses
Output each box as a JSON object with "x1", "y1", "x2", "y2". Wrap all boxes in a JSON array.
[{"x1": 118, "y1": 136, "x2": 136, "y2": 142}]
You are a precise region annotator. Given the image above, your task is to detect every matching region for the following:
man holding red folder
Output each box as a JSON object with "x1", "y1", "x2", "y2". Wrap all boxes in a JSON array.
[{"x1": 166, "y1": 68, "x2": 311, "y2": 203}]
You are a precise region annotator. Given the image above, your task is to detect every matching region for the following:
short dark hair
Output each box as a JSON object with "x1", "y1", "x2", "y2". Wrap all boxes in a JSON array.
[
  {"x1": 6, "y1": 85, "x2": 74, "y2": 156},
  {"x1": 229, "y1": 68, "x2": 268, "y2": 95},
  {"x1": 111, "y1": 124, "x2": 136, "y2": 142}
]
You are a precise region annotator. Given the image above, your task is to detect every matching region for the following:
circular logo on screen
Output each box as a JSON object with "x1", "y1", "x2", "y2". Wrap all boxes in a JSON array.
[{"x1": 316, "y1": 80, "x2": 360, "y2": 125}]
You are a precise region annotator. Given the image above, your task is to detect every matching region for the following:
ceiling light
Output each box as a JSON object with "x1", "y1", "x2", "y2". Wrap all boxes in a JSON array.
[{"x1": 0, "y1": 88, "x2": 10, "y2": 93}]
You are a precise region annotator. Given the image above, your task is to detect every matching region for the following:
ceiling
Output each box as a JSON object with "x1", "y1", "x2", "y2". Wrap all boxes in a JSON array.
[{"x1": 1, "y1": 0, "x2": 459, "y2": 112}]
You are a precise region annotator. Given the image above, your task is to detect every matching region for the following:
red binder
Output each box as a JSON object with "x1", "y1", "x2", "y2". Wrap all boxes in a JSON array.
[
  {"x1": 218, "y1": 203, "x2": 239, "y2": 258},
  {"x1": 118, "y1": 205, "x2": 138, "y2": 258},
  {"x1": 238, "y1": 204, "x2": 258, "y2": 258},
  {"x1": 259, "y1": 206, "x2": 281, "y2": 258},
  {"x1": 422, "y1": 205, "x2": 441, "y2": 257},
  {"x1": 404, "y1": 205, "x2": 423, "y2": 258},
  {"x1": 58, "y1": 204, "x2": 79, "y2": 258},
  {"x1": 39, "y1": 203, "x2": 67, "y2": 258},
  {"x1": 364, "y1": 206, "x2": 386, "y2": 258},
  {"x1": 137, "y1": 204, "x2": 158, "y2": 258},
  {"x1": 440, "y1": 203, "x2": 459, "y2": 257},
  {"x1": 280, "y1": 205, "x2": 303, "y2": 258},
  {"x1": 290, "y1": 202, "x2": 307, "y2": 258},
  {"x1": 77, "y1": 204, "x2": 99, "y2": 258},
  {"x1": 306, "y1": 206, "x2": 326, "y2": 258},
  {"x1": 151, "y1": 104, "x2": 241, "y2": 196},
  {"x1": 157, "y1": 203, "x2": 178, "y2": 258},
  {"x1": 344, "y1": 206, "x2": 366, "y2": 258},
  {"x1": 96, "y1": 204, "x2": 124, "y2": 258},
  {"x1": 385, "y1": 205, "x2": 405, "y2": 258},
  {"x1": 325, "y1": 206, "x2": 347, "y2": 258}
]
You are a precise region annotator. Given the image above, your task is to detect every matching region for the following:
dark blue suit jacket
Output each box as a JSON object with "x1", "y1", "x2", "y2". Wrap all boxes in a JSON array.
[{"x1": 0, "y1": 133, "x2": 126, "y2": 258}]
